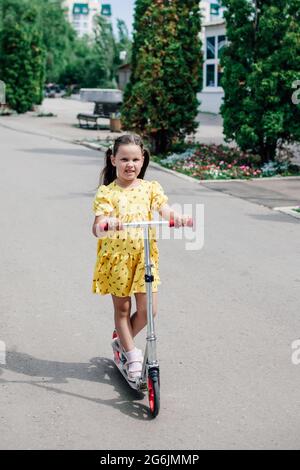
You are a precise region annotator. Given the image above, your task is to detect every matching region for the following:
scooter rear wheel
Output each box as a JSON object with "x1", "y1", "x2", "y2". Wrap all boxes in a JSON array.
[{"x1": 148, "y1": 369, "x2": 160, "y2": 418}]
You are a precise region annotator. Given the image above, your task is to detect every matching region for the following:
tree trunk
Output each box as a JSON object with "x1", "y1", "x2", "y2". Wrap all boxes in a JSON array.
[
  {"x1": 150, "y1": 130, "x2": 170, "y2": 154},
  {"x1": 260, "y1": 140, "x2": 277, "y2": 164}
]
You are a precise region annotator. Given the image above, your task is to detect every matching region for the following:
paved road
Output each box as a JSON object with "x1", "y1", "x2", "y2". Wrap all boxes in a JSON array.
[{"x1": 1, "y1": 122, "x2": 300, "y2": 449}]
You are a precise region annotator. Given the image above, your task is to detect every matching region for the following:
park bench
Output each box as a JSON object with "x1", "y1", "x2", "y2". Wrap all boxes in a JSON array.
[
  {"x1": 77, "y1": 112, "x2": 104, "y2": 129},
  {"x1": 77, "y1": 89, "x2": 122, "y2": 130}
]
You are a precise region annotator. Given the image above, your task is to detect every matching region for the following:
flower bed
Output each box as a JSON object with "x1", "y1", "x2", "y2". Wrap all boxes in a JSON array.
[{"x1": 152, "y1": 144, "x2": 300, "y2": 180}]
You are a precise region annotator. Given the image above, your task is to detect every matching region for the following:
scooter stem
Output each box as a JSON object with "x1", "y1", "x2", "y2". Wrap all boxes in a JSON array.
[{"x1": 143, "y1": 226, "x2": 158, "y2": 367}]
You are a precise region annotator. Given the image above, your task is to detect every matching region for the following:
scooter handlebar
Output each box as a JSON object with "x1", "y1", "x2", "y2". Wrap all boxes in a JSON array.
[{"x1": 98, "y1": 218, "x2": 193, "y2": 233}]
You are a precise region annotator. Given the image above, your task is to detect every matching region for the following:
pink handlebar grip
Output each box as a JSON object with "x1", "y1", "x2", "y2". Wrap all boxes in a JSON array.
[{"x1": 169, "y1": 218, "x2": 193, "y2": 227}]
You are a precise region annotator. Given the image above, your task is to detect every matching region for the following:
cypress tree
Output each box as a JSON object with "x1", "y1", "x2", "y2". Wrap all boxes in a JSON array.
[
  {"x1": 37, "y1": 0, "x2": 76, "y2": 84},
  {"x1": 221, "y1": 0, "x2": 300, "y2": 162},
  {"x1": 94, "y1": 15, "x2": 117, "y2": 87},
  {"x1": 121, "y1": 0, "x2": 202, "y2": 153},
  {"x1": 0, "y1": 0, "x2": 46, "y2": 113}
]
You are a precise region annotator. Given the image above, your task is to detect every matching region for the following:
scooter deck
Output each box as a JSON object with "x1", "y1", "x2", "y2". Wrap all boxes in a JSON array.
[{"x1": 112, "y1": 356, "x2": 147, "y2": 391}]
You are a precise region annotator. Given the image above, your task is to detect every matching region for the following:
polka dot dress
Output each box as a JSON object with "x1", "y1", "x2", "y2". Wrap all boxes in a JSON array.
[{"x1": 92, "y1": 179, "x2": 168, "y2": 297}]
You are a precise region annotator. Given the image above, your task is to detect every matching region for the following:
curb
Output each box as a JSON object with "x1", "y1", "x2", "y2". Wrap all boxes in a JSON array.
[
  {"x1": 273, "y1": 206, "x2": 300, "y2": 220},
  {"x1": 75, "y1": 141, "x2": 111, "y2": 153}
]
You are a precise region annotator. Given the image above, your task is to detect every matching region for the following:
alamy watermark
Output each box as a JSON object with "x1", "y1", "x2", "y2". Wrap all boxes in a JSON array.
[
  {"x1": 291, "y1": 339, "x2": 300, "y2": 365},
  {"x1": 0, "y1": 80, "x2": 6, "y2": 105},
  {"x1": 0, "y1": 340, "x2": 6, "y2": 365},
  {"x1": 97, "y1": 202, "x2": 204, "y2": 251},
  {"x1": 292, "y1": 80, "x2": 300, "y2": 105}
]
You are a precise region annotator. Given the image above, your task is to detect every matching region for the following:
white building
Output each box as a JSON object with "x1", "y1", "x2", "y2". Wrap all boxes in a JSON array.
[
  {"x1": 63, "y1": 1, "x2": 111, "y2": 38},
  {"x1": 198, "y1": 1, "x2": 226, "y2": 113}
]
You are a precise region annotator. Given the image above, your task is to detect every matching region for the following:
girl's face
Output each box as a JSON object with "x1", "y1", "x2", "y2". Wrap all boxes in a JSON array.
[{"x1": 111, "y1": 144, "x2": 144, "y2": 182}]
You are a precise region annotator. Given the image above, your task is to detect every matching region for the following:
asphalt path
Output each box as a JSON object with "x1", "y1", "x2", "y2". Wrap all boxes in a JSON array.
[{"x1": 1, "y1": 123, "x2": 300, "y2": 449}]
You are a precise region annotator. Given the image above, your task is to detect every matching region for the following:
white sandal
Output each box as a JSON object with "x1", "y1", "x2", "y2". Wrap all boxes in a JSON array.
[{"x1": 124, "y1": 348, "x2": 143, "y2": 382}]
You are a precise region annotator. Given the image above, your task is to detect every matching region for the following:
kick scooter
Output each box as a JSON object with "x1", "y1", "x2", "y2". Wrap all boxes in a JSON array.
[{"x1": 99, "y1": 217, "x2": 193, "y2": 418}]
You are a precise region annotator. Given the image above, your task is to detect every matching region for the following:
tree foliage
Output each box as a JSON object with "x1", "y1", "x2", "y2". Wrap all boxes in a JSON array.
[
  {"x1": 121, "y1": 0, "x2": 203, "y2": 154},
  {"x1": 60, "y1": 16, "x2": 131, "y2": 89},
  {"x1": 37, "y1": 0, "x2": 76, "y2": 84},
  {"x1": 0, "y1": 0, "x2": 132, "y2": 110},
  {"x1": 0, "y1": 0, "x2": 46, "y2": 112},
  {"x1": 221, "y1": 0, "x2": 300, "y2": 161}
]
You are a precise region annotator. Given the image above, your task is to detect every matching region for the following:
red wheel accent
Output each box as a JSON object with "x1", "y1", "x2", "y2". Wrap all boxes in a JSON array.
[
  {"x1": 147, "y1": 371, "x2": 160, "y2": 417},
  {"x1": 148, "y1": 377, "x2": 155, "y2": 413}
]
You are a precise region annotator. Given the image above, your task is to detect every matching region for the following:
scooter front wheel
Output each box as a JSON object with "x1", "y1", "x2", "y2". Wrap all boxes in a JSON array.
[{"x1": 148, "y1": 368, "x2": 160, "y2": 418}]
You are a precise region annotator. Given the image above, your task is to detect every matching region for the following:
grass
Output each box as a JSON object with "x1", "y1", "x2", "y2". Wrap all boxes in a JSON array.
[{"x1": 35, "y1": 112, "x2": 57, "y2": 117}]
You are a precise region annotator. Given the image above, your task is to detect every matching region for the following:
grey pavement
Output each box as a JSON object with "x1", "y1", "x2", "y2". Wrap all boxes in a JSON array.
[
  {"x1": 1, "y1": 112, "x2": 300, "y2": 449},
  {"x1": 0, "y1": 97, "x2": 119, "y2": 143},
  {"x1": 201, "y1": 177, "x2": 300, "y2": 210}
]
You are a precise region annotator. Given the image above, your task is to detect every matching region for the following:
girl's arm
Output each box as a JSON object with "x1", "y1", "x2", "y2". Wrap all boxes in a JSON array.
[{"x1": 158, "y1": 204, "x2": 192, "y2": 227}]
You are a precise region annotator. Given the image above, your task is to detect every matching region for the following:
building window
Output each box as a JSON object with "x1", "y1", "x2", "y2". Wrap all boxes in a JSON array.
[
  {"x1": 218, "y1": 35, "x2": 226, "y2": 57},
  {"x1": 217, "y1": 64, "x2": 224, "y2": 87},
  {"x1": 204, "y1": 34, "x2": 226, "y2": 89},
  {"x1": 101, "y1": 4, "x2": 112, "y2": 17},
  {"x1": 206, "y1": 64, "x2": 215, "y2": 87},
  {"x1": 210, "y1": 3, "x2": 220, "y2": 17},
  {"x1": 73, "y1": 4, "x2": 89, "y2": 16},
  {"x1": 206, "y1": 37, "x2": 216, "y2": 60}
]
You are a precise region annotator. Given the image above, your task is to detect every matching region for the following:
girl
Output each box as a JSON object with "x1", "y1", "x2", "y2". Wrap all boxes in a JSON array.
[{"x1": 92, "y1": 134, "x2": 191, "y2": 381}]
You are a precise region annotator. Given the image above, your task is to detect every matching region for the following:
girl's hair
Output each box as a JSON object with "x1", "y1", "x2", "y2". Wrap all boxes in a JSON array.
[{"x1": 99, "y1": 134, "x2": 150, "y2": 186}]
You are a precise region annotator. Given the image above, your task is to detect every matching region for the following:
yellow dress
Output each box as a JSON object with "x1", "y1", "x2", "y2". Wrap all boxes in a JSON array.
[{"x1": 92, "y1": 179, "x2": 168, "y2": 297}]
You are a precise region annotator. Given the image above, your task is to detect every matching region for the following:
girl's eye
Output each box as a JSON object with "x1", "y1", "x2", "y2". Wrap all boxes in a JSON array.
[{"x1": 121, "y1": 158, "x2": 140, "y2": 162}]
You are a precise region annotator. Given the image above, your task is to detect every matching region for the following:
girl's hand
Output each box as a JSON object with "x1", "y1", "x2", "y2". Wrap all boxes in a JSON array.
[
  {"x1": 172, "y1": 213, "x2": 193, "y2": 228},
  {"x1": 107, "y1": 217, "x2": 123, "y2": 231},
  {"x1": 95, "y1": 217, "x2": 123, "y2": 236}
]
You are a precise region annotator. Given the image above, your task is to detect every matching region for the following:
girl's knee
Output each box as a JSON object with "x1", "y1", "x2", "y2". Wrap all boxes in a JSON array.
[
  {"x1": 112, "y1": 295, "x2": 131, "y2": 320},
  {"x1": 115, "y1": 308, "x2": 130, "y2": 319}
]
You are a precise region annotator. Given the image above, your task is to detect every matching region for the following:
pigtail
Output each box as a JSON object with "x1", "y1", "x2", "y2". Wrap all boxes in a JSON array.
[
  {"x1": 99, "y1": 147, "x2": 116, "y2": 186},
  {"x1": 138, "y1": 147, "x2": 150, "y2": 179}
]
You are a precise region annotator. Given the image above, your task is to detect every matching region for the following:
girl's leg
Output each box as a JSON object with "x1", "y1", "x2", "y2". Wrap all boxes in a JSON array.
[
  {"x1": 131, "y1": 292, "x2": 158, "y2": 338},
  {"x1": 112, "y1": 295, "x2": 134, "y2": 352}
]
